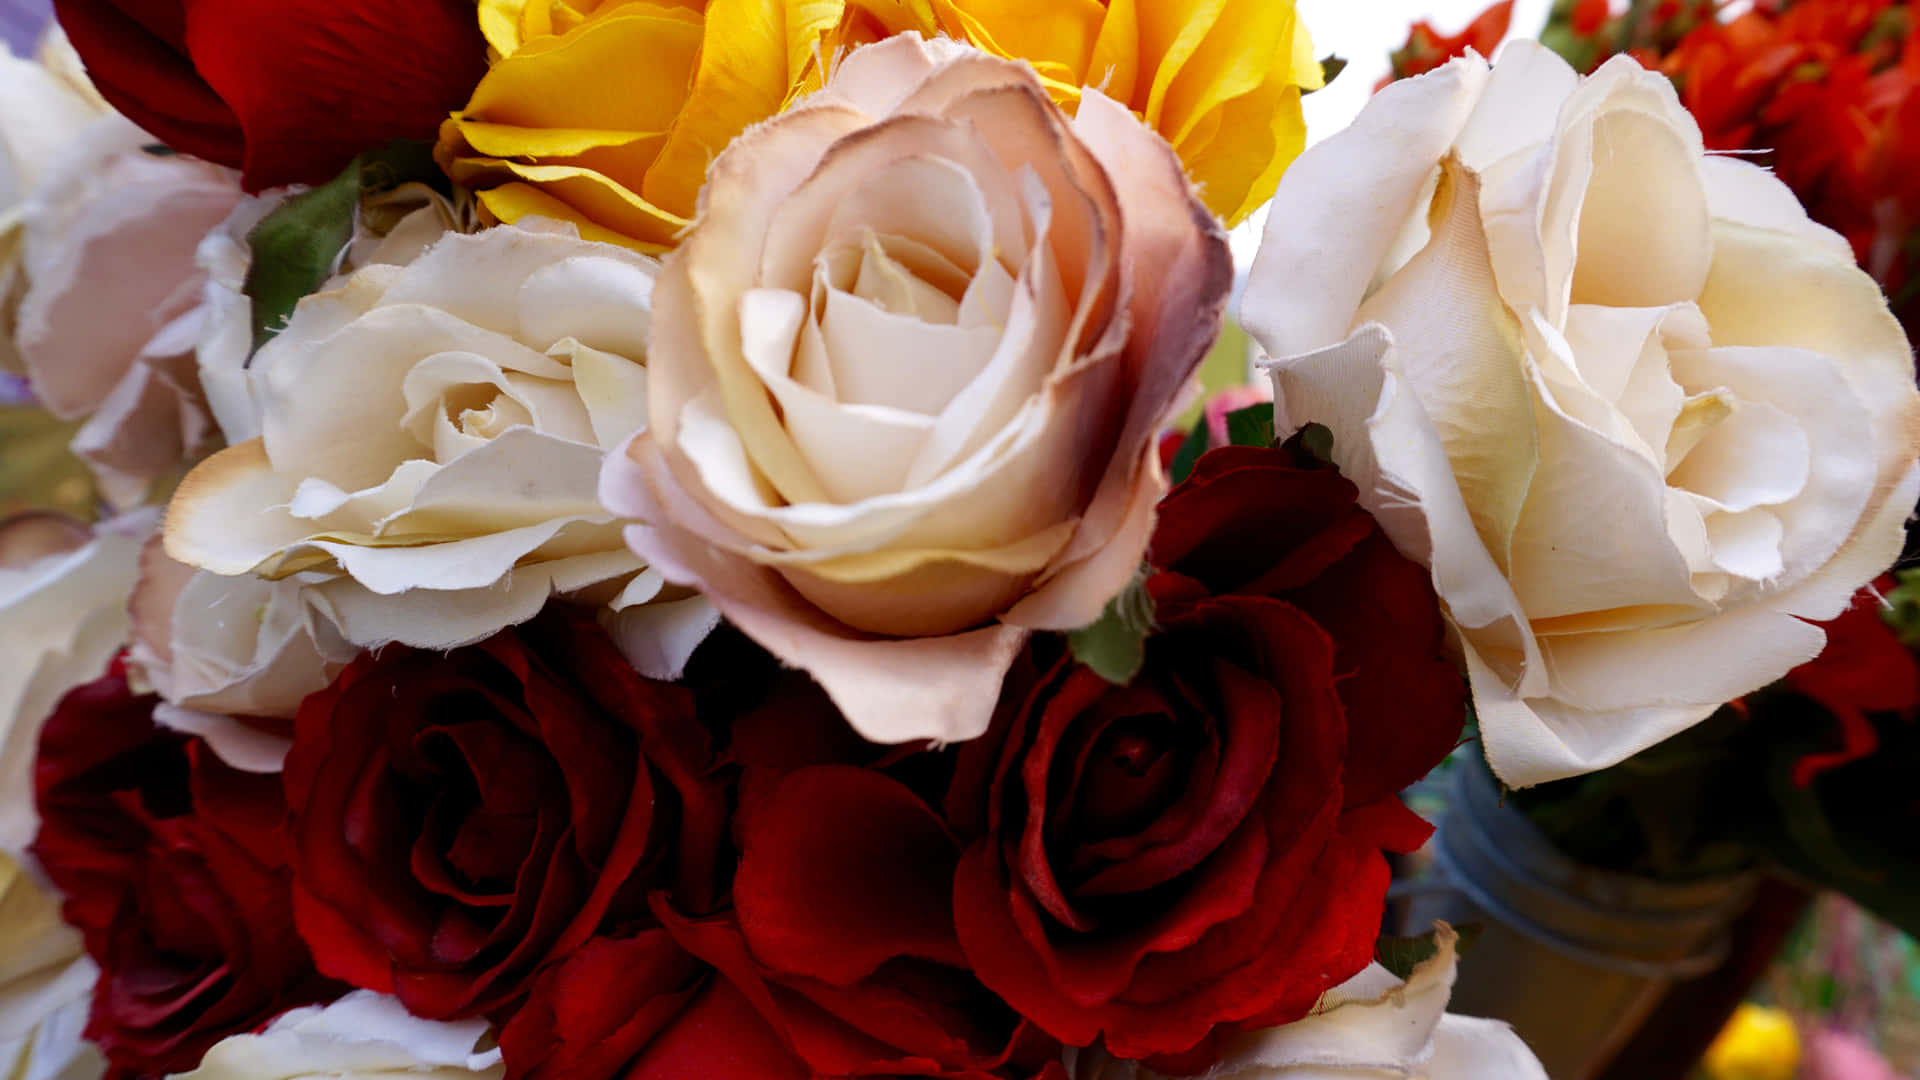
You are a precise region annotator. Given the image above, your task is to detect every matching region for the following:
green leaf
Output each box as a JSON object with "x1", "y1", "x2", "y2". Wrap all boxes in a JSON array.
[
  {"x1": 1068, "y1": 567, "x2": 1155, "y2": 685},
  {"x1": 1374, "y1": 923, "x2": 1484, "y2": 981},
  {"x1": 1223, "y1": 402, "x2": 1274, "y2": 449},
  {"x1": 1882, "y1": 567, "x2": 1920, "y2": 650},
  {"x1": 1167, "y1": 415, "x2": 1209, "y2": 487},
  {"x1": 242, "y1": 140, "x2": 441, "y2": 354}
]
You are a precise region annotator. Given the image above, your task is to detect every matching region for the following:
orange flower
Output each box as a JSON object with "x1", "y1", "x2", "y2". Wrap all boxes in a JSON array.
[{"x1": 1383, "y1": 1, "x2": 1514, "y2": 85}]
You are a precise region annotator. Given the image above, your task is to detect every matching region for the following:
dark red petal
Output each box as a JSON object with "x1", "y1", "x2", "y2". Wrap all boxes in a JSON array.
[
  {"x1": 734, "y1": 767, "x2": 965, "y2": 985},
  {"x1": 499, "y1": 930, "x2": 705, "y2": 1080},
  {"x1": 625, "y1": 978, "x2": 810, "y2": 1080},
  {"x1": 180, "y1": 0, "x2": 487, "y2": 190},
  {"x1": 1279, "y1": 531, "x2": 1465, "y2": 805},
  {"x1": 1149, "y1": 450, "x2": 1359, "y2": 592},
  {"x1": 1072, "y1": 659, "x2": 1282, "y2": 896},
  {"x1": 53, "y1": 0, "x2": 245, "y2": 165},
  {"x1": 291, "y1": 884, "x2": 394, "y2": 994}
]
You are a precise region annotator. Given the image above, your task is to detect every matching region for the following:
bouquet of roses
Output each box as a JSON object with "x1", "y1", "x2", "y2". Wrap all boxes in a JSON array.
[{"x1": 3, "y1": 1, "x2": 1916, "y2": 1078}]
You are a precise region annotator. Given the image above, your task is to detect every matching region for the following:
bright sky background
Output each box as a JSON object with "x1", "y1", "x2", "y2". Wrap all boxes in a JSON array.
[{"x1": 1226, "y1": 0, "x2": 1555, "y2": 265}]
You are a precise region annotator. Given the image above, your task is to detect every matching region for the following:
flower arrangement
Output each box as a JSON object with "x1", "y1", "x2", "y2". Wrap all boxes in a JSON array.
[{"x1": 1, "y1": 2, "x2": 1915, "y2": 1079}]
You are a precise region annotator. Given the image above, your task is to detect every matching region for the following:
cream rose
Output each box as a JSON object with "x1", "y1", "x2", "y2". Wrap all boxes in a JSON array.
[
  {"x1": 1243, "y1": 44, "x2": 1920, "y2": 788},
  {"x1": 1069, "y1": 928, "x2": 1544, "y2": 1080},
  {"x1": 17, "y1": 112, "x2": 243, "y2": 507},
  {"x1": 601, "y1": 35, "x2": 1231, "y2": 743},
  {"x1": 169, "y1": 991, "x2": 502, "y2": 1080},
  {"x1": 0, "y1": 851, "x2": 103, "y2": 1080},
  {"x1": 0, "y1": 512, "x2": 146, "y2": 853},
  {"x1": 164, "y1": 222, "x2": 715, "y2": 673},
  {"x1": 125, "y1": 537, "x2": 357, "y2": 773},
  {"x1": 195, "y1": 183, "x2": 475, "y2": 445}
]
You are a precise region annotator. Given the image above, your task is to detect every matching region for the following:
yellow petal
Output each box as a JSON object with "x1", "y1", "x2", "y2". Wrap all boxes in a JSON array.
[
  {"x1": 464, "y1": 9, "x2": 704, "y2": 130},
  {"x1": 1087, "y1": 0, "x2": 1140, "y2": 106},
  {"x1": 644, "y1": 0, "x2": 833, "y2": 218},
  {"x1": 473, "y1": 172, "x2": 687, "y2": 252},
  {"x1": 936, "y1": 0, "x2": 1107, "y2": 88}
]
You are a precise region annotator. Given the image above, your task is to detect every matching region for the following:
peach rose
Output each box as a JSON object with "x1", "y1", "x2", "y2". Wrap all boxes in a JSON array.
[{"x1": 600, "y1": 36, "x2": 1231, "y2": 743}]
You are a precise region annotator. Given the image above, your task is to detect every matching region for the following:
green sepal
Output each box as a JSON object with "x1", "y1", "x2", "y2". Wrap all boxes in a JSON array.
[
  {"x1": 242, "y1": 140, "x2": 441, "y2": 354},
  {"x1": 1068, "y1": 566, "x2": 1156, "y2": 686},
  {"x1": 1374, "y1": 923, "x2": 1484, "y2": 982}
]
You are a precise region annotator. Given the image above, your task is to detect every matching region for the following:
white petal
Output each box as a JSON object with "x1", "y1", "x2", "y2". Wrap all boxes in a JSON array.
[
  {"x1": 0, "y1": 528, "x2": 143, "y2": 853},
  {"x1": 171, "y1": 990, "x2": 503, "y2": 1079},
  {"x1": 1242, "y1": 56, "x2": 1492, "y2": 359}
]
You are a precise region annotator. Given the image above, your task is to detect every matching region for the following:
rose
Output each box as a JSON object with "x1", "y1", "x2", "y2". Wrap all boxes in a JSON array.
[
  {"x1": 812, "y1": 0, "x2": 1324, "y2": 224},
  {"x1": 437, "y1": 0, "x2": 846, "y2": 251},
  {"x1": 946, "y1": 445, "x2": 1464, "y2": 1064},
  {"x1": 31, "y1": 661, "x2": 337, "y2": 1077},
  {"x1": 163, "y1": 222, "x2": 714, "y2": 670},
  {"x1": 282, "y1": 606, "x2": 728, "y2": 1020},
  {"x1": 495, "y1": 662, "x2": 1061, "y2": 1080},
  {"x1": 0, "y1": 26, "x2": 106, "y2": 373},
  {"x1": 601, "y1": 35, "x2": 1232, "y2": 744},
  {"x1": 441, "y1": 0, "x2": 1319, "y2": 247},
  {"x1": 1244, "y1": 46, "x2": 1920, "y2": 787},
  {"x1": 16, "y1": 111, "x2": 241, "y2": 506},
  {"x1": 50, "y1": 0, "x2": 486, "y2": 191},
  {"x1": 1072, "y1": 928, "x2": 1547, "y2": 1080},
  {"x1": 174, "y1": 991, "x2": 505, "y2": 1080},
  {"x1": 500, "y1": 920, "x2": 1066, "y2": 1080},
  {"x1": 0, "y1": 849, "x2": 104, "y2": 1080},
  {"x1": 0, "y1": 512, "x2": 143, "y2": 853},
  {"x1": 125, "y1": 537, "x2": 358, "y2": 774},
  {"x1": 193, "y1": 182, "x2": 472, "y2": 446}
]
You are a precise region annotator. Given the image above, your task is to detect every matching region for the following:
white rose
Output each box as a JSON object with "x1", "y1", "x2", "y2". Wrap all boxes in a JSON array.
[
  {"x1": 1071, "y1": 928, "x2": 1544, "y2": 1080},
  {"x1": 0, "y1": 513, "x2": 146, "y2": 853},
  {"x1": 125, "y1": 537, "x2": 358, "y2": 773},
  {"x1": 0, "y1": 26, "x2": 106, "y2": 375},
  {"x1": 164, "y1": 222, "x2": 715, "y2": 674},
  {"x1": 196, "y1": 183, "x2": 473, "y2": 445},
  {"x1": 1243, "y1": 44, "x2": 1920, "y2": 787},
  {"x1": 169, "y1": 991, "x2": 503, "y2": 1080},
  {"x1": 0, "y1": 850, "x2": 105, "y2": 1080},
  {"x1": 17, "y1": 111, "x2": 242, "y2": 507}
]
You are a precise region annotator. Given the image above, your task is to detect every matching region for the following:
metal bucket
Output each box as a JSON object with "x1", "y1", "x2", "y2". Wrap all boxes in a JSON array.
[{"x1": 1400, "y1": 759, "x2": 1760, "y2": 1079}]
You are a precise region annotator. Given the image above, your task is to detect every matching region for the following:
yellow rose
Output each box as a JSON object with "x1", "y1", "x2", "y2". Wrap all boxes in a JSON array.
[
  {"x1": 806, "y1": 0, "x2": 1323, "y2": 224},
  {"x1": 438, "y1": 0, "x2": 844, "y2": 251},
  {"x1": 438, "y1": 0, "x2": 1319, "y2": 248}
]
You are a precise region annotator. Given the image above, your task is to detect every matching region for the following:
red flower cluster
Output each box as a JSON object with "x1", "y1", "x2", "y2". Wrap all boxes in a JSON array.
[
  {"x1": 1659, "y1": 0, "x2": 1920, "y2": 305},
  {"x1": 1785, "y1": 576, "x2": 1920, "y2": 784},
  {"x1": 1384, "y1": 1, "x2": 1516, "y2": 85},
  {"x1": 32, "y1": 449, "x2": 1465, "y2": 1077},
  {"x1": 32, "y1": 660, "x2": 340, "y2": 1078}
]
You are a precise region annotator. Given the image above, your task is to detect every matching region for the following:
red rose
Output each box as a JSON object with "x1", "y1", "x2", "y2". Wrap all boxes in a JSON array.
[
  {"x1": 504, "y1": 927, "x2": 1069, "y2": 1080},
  {"x1": 948, "y1": 446, "x2": 1465, "y2": 1064},
  {"x1": 52, "y1": 0, "x2": 486, "y2": 190},
  {"x1": 283, "y1": 606, "x2": 728, "y2": 1020},
  {"x1": 32, "y1": 659, "x2": 337, "y2": 1077},
  {"x1": 497, "y1": 665, "x2": 1057, "y2": 1080}
]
